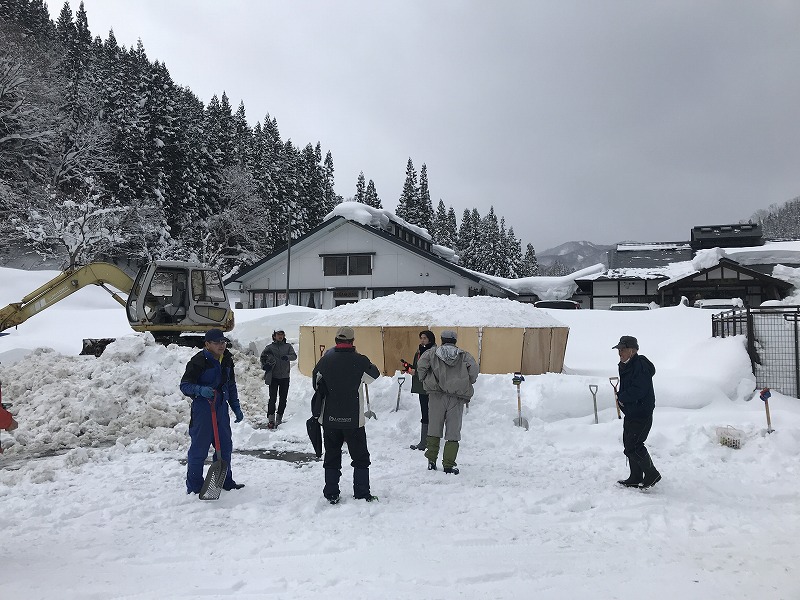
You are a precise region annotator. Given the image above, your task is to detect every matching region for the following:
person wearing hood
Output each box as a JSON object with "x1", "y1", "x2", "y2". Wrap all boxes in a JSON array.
[
  {"x1": 612, "y1": 335, "x2": 661, "y2": 489},
  {"x1": 416, "y1": 330, "x2": 478, "y2": 474},
  {"x1": 260, "y1": 330, "x2": 297, "y2": 428},
  {"x1": 406, "y1": 330, "x2": 436, "y2": 450}
]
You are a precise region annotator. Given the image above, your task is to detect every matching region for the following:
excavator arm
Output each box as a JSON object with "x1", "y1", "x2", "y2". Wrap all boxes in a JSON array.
[{"x1": 0, "y1": 262, "x2": 134, "y2": 333}]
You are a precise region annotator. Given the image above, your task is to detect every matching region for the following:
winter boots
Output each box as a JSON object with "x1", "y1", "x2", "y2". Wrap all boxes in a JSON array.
[
  {"x1": 275, "y1": 413, "x2": 283, "y2": 427},
  {"x1": 268, "y1": 414, "x2": 276, "y2": 429},
  {"x1": 617, "y1": 459, "x2": 643, "y2": 487},
  {"x1": 425, "y1": 436, "x2": 460, "y2": 474},
  {"x1": 410, "y1": 423, "x2": 428, "y2": 450},
  {"x1": 621, "y1": 450, "x2": 661, "y2": 489},
  {"x1": 353, "y1": 467, "x2": 371, "y2": 500},
  {"x1": 424, "y1": 435, "x2": 440, "y2": 468},
  {"x1": 442, "y1": 440, "x2": 459, "y2": 474}
]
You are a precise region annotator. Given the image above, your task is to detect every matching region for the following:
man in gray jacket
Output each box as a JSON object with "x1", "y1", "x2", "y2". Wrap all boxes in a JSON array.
[
  {"x1": 416, "y1": 330, "x2": 478, "y2": 474},
  {"x1": 260, "y1": 330, "x2": 297, "y2": 428}
]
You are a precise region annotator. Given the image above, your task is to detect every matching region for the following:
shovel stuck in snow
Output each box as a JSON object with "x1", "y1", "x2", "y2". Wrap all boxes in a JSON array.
[
  {"x1": 512, "y1": 373, "x2": 529, "y2": 431},
  {"x1": 199, "y1": 392, "x2": 229, "y2": 500},
  {"x1": 364, "y1": 383, "x2": 377, "y2": 420}
]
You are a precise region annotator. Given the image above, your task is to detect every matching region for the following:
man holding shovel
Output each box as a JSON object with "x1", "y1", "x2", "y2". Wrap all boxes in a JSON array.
[
  {"x1": 612, "y1": 335, "x2": 661, "y2": 489},
  {"x1": 417, "y1": 330, "x2": 478, "y2": 475},
  {"x1": 180, "y1": 329, "x2": 245, "y2": 495},
  {"x1": 312, "y1": 326, "x2": 380, "y2": 504}
]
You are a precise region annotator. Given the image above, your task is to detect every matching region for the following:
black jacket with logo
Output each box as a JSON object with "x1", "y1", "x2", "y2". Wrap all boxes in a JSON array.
[
  {"x1": 312, "y1": 346, "x2": 380, "y2": 429},
  {"x1": 617, "y1": 353, "x2": 656, "y2": 419}
]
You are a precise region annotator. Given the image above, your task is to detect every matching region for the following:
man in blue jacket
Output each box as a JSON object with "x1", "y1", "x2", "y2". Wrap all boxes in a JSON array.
[
  {"x1": 612, "y1": 335, "x2": 661, "y2": 489},
  {"x1": 180, "y1": 329, "x2": 245, "y2": 494}
]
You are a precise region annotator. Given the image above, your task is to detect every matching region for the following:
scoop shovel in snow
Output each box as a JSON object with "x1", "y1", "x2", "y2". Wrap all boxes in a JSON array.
[
  {"x1": 199, "y1": 392, "x2": 229, "y2": 500},
  {"x1": 512, "y1": 373, "x2": 529, "y2": 431},
  {"x1": 363, "y1": 383, "x2": 377, "y2": 420}
]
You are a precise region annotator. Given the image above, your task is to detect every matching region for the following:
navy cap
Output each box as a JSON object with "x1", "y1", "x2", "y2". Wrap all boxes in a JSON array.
[{"x1": 204, "y1": 329, "x2": 229, "y2": 343}]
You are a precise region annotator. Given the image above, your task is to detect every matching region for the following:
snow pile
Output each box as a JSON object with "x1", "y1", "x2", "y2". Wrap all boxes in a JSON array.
[
  {"x1": 474, "y1": 263, "x2": 605, "y2": 298},
  {"x1": 301, "y1": 291, "x2": 567, "y2": 328}
]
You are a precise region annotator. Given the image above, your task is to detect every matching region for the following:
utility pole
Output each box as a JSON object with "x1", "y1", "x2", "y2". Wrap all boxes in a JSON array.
[{"x1": 285, "y1": 200, "x2": 291, "y2": 306}]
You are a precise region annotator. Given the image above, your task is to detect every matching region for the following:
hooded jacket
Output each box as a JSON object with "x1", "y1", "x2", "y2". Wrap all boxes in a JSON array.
[
  {"x1": 260, "y1": 339, "x2": 297, "y2": 384},
  {"x1": 417, "y1": 343, "x2": 478, "y2": 400},
  {"x1": 617, "y1": 353, "x2": 656, "y2": 419}
]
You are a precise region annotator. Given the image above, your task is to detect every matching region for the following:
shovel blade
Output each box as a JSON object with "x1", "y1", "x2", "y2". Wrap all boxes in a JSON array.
[
  {"x1": 199, "y1": 458, "x2": 229, "y2": 500},
  {"x1": 364, "y1": 410, "x2": 377, "y2": 420},
  {"x1": 513, "y1": 417, "x2": 529, "y2": 431}
]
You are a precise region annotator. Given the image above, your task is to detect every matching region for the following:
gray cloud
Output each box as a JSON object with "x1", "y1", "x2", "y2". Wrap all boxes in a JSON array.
[{"x1": 69, "y1": 0, "x2": 800, "y2": 251}]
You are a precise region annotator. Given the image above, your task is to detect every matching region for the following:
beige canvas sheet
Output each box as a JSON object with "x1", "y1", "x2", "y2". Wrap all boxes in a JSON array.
[
  {"x1": 382, "y1": 327, "x2": 426, "y2": 376},
  {"x1": 480, "y1": 327, "x2": 524, "y2": 374},
  {"x1": 298, "y1": 326, "x2": 317, "y2": 376},
  {"x1": 522, "y1": 328, "x2": 552, "y2": 375},
  {"x1": 548, "y1": 327, "x2": 569, "y2": 373},
  {"x1": 428, "y1": 327, "x2": 480, "y2": 366}
]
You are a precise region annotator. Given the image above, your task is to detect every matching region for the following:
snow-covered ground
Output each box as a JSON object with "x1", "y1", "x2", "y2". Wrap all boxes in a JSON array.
[{"x1": 1, "y1": 267, "x2": 799, "y2": 600}]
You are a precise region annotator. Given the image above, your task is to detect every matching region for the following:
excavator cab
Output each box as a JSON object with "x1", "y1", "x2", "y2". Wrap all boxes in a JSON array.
[{"x1": 126, "y1": 261, "x2": 234, "y2": 335}]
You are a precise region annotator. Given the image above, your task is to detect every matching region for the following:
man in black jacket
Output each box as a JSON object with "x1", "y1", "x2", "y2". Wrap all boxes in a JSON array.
[
  {"x1": 612, "y1": 335, "x2": 661, "y2": 489},
  {"x1": 312, "y1": 326, "x2": 380, "y2": 504}
]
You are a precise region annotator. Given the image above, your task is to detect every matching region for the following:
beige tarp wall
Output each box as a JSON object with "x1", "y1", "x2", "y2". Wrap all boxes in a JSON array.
[{"x1": 299, "y1": 325, "x2": 569, "y2": 377}]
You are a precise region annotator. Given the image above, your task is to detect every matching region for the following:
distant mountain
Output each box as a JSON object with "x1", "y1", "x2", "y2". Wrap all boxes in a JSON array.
[{"x1": 538, "y1": 241, "x2": 613, "y2": 273}]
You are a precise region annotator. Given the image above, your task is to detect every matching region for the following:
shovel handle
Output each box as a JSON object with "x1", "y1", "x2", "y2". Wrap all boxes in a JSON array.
[{"x1": 609, "y1": 378, "x2": 621, "y2": 419}]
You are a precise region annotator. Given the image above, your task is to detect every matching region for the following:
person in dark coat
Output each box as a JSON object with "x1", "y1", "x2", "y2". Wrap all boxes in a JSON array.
[
  {"x1": 407, "y1": 330, "x2": 436, "y2": 450},
  {"x1": 260, "y1": 329, "x2": 297, "y2": 428},
  {"x1": 312, "y1": 326, "x2": 380, "y2": 504},
  {"x1": 612, "y1": 335, "x2": 661, "y2": 489},
  {"x1": 180, "y1": 329, "x2": 245, "y2": 494}
]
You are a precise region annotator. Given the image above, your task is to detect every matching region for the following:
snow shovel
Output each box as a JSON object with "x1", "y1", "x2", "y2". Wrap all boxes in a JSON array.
[
  {"x1": 589, "y1": 384, "x2": 599, "y2": 424},
  {"x1": 392, "y1": 376, "x2": 406, "y2": 412},
  {"x1": 199, "y1": 391, "x2": 229, "y2": 500},
  {"x1": 364, "y1": 383, "x2": 377, "y2": 420},
  {"x1": 512, "y1": 373, "x2": 528, "y2": 430},
  {"x1": 609, "y1": 377, "x2": 621, "y2": 419},
  {"x1": 760, "y1": 387, "x2": 775, "y2": 433}
]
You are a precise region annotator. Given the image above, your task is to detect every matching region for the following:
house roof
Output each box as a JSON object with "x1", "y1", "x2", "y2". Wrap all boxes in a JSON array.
[
  {"x1": 657, "y1": 257, "x2": 793, "y2": 291},
  {"x1": 226, "y1": 214, "x2": 517, "y2": 297},
  {"x1": 608, "y1": 242, "x2": 693, "y2": 269}
]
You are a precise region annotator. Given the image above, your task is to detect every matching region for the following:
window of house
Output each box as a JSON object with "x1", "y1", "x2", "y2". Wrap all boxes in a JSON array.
[
  {"x1": 349, "y1": 255, "x2": 372, "y2": 275},
  {"x1": 323, "y1": 256, "x2": 348, "y2": 276},
  {"x1": 322, "y1": 254, "x2": 372, "y2": 276}
]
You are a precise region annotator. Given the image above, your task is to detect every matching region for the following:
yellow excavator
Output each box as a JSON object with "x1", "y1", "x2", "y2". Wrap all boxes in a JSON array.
[{"x1": 0, "y1": 261, "x2": 235, "y2": 355}]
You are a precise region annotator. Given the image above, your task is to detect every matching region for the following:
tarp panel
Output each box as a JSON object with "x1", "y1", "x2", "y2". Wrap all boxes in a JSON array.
[
  {"x1": 480, "y1": 327, "x2": 524, "y2": 374},
  {"x1": 429, "y1": 327, "x2": 480, "y2": 367},
  {"x1": 549, "y1": 327, "x2": 569, "y2": 373},
  {"x1": 522, "y1": 328, "x2": 552, "y2": 375},
  {"x1": 381, "y1": 327, "x2": 425, "y2": 376},
  {"x1": 298, "y1": 327, "x2": 317, "y2": 377}
]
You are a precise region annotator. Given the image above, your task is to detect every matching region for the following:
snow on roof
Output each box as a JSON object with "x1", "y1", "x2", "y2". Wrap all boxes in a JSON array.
[
  {"x1": 325, "y1": 201, "x2": 433, "y2": 241},
  {"x1": 473, "y1": 263, "x2": 605, "y2": 299},
  {"x1": 616, "y1": 243, "x2": 691, "y2": 252},
  {"x1": 301, "y1": 291, "x2": 568, "y2": 328}
]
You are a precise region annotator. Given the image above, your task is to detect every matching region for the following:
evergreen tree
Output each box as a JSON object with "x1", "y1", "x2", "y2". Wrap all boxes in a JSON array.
[
  {"x1": 395, "y1": 157, "x2": 417, "y2": 223},
  {"x1": 457, "y1": 208, "x2": 481, "y2": 270},
  {"x1": 364, "y1": 179, "x2": 381, "y2": 208},
  {"x1": 521, "y1": 243, "x2": 539, "y2": 276},
  {"x1": 475, "y1": 207, "x2": 501, "y2": 275},
  {"x1": 354, "y1": 171, "x2": 366, "y2": 204},
  {"x1": 432, "y1": 199, "x2": 448, "y2": 244},
  {"x1": 444, "y1": 206, "x2": 458, "y2": 249},
  {"x1": 505, "y1": 226, "x2": 524, "y2": 277},
  {"x1": 416, "y1": 163, "x2": 434, "y2": 231}
]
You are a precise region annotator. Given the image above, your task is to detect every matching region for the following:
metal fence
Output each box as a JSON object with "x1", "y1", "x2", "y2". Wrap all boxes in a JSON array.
[{"x1": 712, "y1": 307, "x2": 800, "y2": 398}]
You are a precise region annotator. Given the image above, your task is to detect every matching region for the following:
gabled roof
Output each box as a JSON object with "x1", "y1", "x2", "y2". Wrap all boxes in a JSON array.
[
  {"x1": 657, "y1": 257, "x2": 792, "y2": 291},
  {"x1": 226, "y1": 215, "x2": 517, "y2": 297}
]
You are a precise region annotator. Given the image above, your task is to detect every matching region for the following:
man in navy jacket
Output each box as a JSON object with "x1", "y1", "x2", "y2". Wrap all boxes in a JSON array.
[
  {"x1": 612, "y1": 335, "x2": 661, "y2": 489},
  {"x1": 180, "y1": 329, "x2": 245, "y2": 494},
  {"x1": 312, "y1": 326, "x2": 380, "y2": 504}
]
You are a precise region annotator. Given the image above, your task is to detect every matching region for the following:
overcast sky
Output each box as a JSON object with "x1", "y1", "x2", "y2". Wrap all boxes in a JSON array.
[{"x1": 55, "y1": 1, "x2": 800, "y2": 252}]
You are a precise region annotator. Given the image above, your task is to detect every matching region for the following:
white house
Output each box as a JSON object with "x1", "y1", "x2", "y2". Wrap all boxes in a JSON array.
[
  {"x1": 228, "y1": 203, "x2": 514, "y2": 309},
  {"x1": 227, "y1": 202, "x2": 603, "y2": 309}
]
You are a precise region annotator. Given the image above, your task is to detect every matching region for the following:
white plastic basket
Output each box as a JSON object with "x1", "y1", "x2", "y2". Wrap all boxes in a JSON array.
[{"x1": 715, "y1": 425, "x2": 744, "y2": 449}]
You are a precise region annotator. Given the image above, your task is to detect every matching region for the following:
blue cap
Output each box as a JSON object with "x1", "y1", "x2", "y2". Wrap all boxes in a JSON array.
[{"x1": 204, "y1": 329, "x2": 229, "y2": 343}]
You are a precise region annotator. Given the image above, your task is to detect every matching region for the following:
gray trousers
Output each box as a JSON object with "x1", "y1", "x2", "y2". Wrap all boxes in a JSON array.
[{"x1": 427, "y1": 392, "x2": 466, "y2": 441}]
